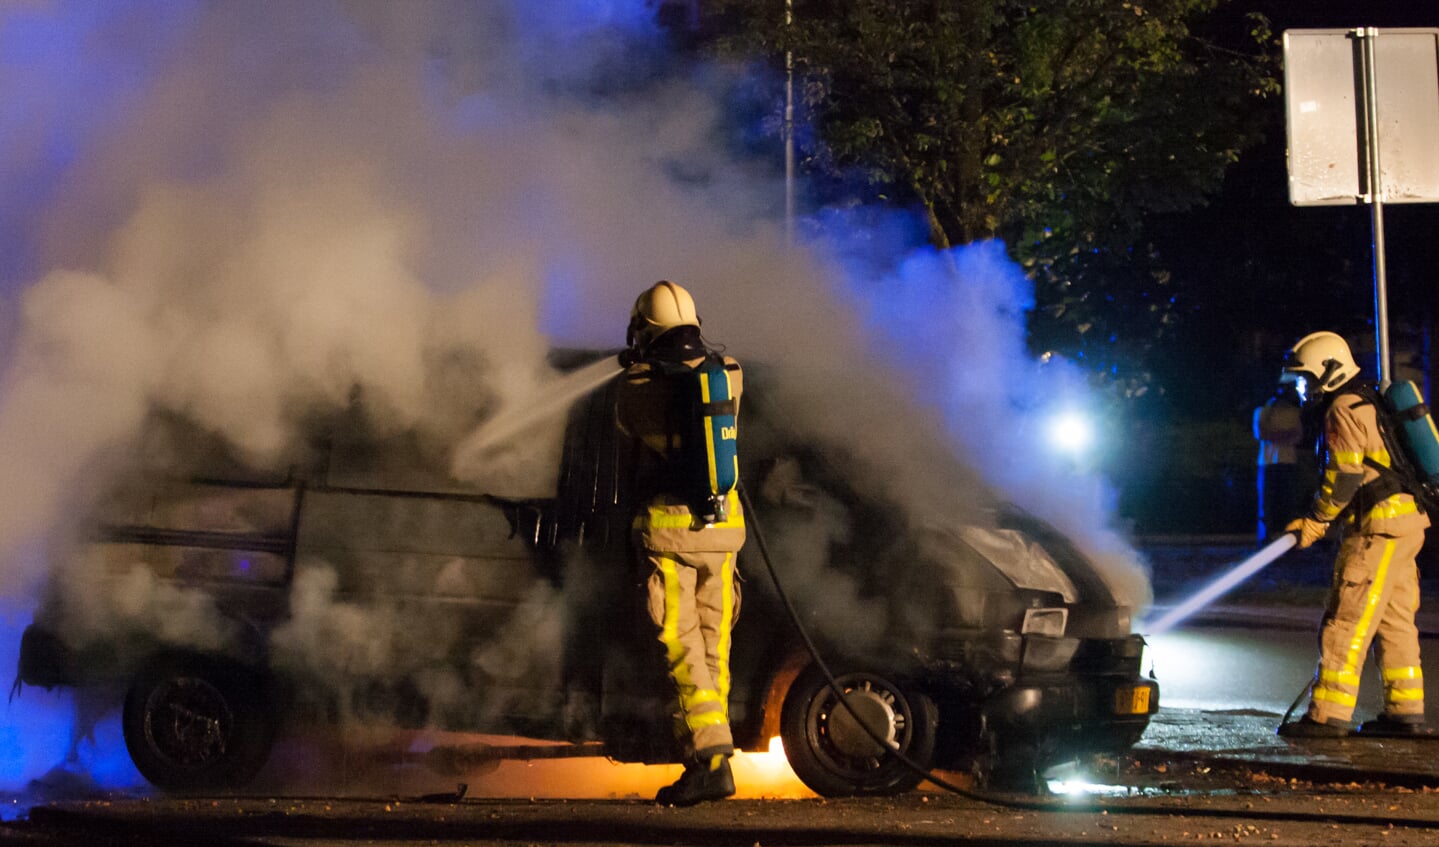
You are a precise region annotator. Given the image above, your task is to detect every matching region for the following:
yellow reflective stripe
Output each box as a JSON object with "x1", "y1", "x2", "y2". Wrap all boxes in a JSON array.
[
  {"x1": 1319, "y1": 668, "x2": 1361, "y2": 688},
  {"x1": 646, "y1": 510, "x2": 697, "y2": 529},
  {"x1": 689, "y1": 689, "x2": 722, "y2": 705},
  {"x1": 658, "y1": 555, "x2": 691, "y2": 692},
  {"x1": 718, "y1": 552, "x2": 734, "y2": 713},
  {"x1": 1333, "y1": 450, "x2": 1364, "y2": 465},
  {"x1": 1386, "y1": 687, "x2": 1426, "y2": 702},
  {"x1": 686, "y1": 710, "x2": 728, "y2": 731},
  {"x1": 1315, "y1": 501, "x2": 1343, "y2": 520},
  {"x1": 1342, "y1": 539, "x2": 1395, "y2": 678},
  {"x1": 1368, "y1": 497, "x2": 1419, "y2": 521},
  {"x1": 1313, "y1": 686, "x2": 1358, "y2": 707},
  {"x1": 700, "y1": 369, "x2": 723, "y2": 493},
  {"x1": 1367, "y1": 449, "x2": 1391, "y2": 466},
  {"x1": 1384, "y1": 666, "x2": 1423, "y2": 682}
]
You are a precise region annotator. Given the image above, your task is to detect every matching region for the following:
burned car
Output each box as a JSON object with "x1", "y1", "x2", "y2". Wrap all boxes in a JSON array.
[{"x1": 14, "y1": 352, "x2": 1157, "y2": 796}]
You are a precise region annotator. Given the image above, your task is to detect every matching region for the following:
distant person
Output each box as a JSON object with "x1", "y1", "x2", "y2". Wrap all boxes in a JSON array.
[
  {"x1": 1278, "y1": 331, "x2": 1430, "y2": 738},
  {"x1": 1253, "y1": 380, "x2": 1304, "y2": 540},
  {"x1": 616, "y1": 280, "x2": 746, "y2": 805}
]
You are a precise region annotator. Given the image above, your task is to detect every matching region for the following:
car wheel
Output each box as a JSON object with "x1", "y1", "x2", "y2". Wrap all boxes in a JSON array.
[
  {"x1": 779, "y1": 662, "x2": 938, "y2": 797},
  {"x1": 122, "y1": 653, "x2": 275, "y2": 791}
]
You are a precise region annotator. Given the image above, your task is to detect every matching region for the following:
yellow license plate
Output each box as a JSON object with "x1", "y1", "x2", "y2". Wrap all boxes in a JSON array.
[{"x1": 1115, "y1": 685, "x2": 1151, "y2": 715}]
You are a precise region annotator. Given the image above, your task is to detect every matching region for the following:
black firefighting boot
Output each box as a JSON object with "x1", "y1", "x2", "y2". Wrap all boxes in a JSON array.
[
  {"x1": 1276, "y1": 715, "x2": 1349, "y2": 738},
  {"x1": 1358, "y1": 714, "x2": 1433, "y2": 737},
  {"x1": 655, "y1": 747, "x2": 735, "y2": 807}
]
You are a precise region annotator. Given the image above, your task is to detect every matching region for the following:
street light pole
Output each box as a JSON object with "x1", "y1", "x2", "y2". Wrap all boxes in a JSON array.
[{"x1": 784, "y1": 0, "x2": 794, "y2": 246}]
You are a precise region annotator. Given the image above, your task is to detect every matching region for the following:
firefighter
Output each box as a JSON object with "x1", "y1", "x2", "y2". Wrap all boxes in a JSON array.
[
  {"x1": 616, "y1": 280, "x2": 746, "y2": 805},
  {"x1": 1278, "y1": 331, "x2": 1430, "y2": 738}
]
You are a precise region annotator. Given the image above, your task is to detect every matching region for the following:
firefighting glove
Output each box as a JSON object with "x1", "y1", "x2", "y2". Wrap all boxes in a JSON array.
[{"x1": 1285, "y1": 516, "x2": 1330, "y2": 549}]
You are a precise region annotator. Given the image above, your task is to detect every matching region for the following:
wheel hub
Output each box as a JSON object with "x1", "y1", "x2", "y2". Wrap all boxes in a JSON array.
[
  {"x1": 145, "y1": 676, "x2": 231, "y2": 769},
  {"x1": 827, "y1": 686, "x2": 899, "y2": 758}
]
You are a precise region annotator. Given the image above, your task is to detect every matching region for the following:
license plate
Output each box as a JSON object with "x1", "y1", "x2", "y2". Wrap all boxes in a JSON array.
[{"x1": 1114, "y1": 685, "x2": 1151, "y2": 715}]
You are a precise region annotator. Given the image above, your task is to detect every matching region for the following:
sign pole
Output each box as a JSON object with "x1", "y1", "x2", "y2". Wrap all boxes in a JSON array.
[{"x1": 1358, "y1": 27, "x2": 1393, "y2": 389}]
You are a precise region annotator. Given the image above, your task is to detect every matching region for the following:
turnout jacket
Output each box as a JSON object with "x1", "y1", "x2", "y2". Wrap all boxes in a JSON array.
[{"x1": 1309, "y1": 388, "x2": 1429, "y2": 537}]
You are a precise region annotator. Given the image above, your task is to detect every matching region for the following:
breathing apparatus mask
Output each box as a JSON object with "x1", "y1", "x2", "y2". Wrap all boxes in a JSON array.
[{"x1": 1282, "y1": 331, "x2": 1359, "y2": 406}]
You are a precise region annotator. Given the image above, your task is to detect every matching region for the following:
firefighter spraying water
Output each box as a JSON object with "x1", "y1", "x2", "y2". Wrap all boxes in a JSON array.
[
  {"x1": 616, "y1": 280, "x2": 746, "y2": 807},
  {"x1": 1147, "y1": 332, "x2": 1439, "y2": 739},
  {"x1": 1275, "y1": 332, "x2": 1433, "y2": 738}
]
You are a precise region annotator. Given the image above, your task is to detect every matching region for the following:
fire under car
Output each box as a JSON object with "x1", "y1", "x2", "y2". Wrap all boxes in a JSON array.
[{"x1": 13, "y1": 351, "x2": 1158, "y2": 796}]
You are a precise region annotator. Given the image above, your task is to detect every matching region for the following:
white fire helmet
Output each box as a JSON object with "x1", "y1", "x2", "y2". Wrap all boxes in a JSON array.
[
  {"x1": 628, "y1": 280, "x2": 700, "y2": 347},
  {"x1": 1282, "y1": 331, "x2": 1359, "y2": 403}
]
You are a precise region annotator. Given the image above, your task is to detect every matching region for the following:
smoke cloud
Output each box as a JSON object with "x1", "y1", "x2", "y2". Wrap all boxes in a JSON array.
[{"x1": 0, "y1": 0, "x2": 1149, "y2": 795}]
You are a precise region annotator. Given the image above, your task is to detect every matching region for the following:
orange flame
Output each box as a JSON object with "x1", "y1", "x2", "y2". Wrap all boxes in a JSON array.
[
  {"x1": 263, "y1": 727, "x2": 817, "y2": 801},
  {"x1": 460, "y1": 736, "x2": 816, "y2": 800}
]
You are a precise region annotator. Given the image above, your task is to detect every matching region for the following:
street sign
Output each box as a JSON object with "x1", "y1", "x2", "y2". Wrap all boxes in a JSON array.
[
  {"x1": 1282, "y1": 28, "x2": 1439, "y2": 386},
  {"x1": 1284, "y1": 28, "x2": 1439, "y2": 206}
]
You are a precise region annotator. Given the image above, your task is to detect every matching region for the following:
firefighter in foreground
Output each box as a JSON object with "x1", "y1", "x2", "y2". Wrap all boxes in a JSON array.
[
  {"x1": 1279, "y1": 331, "x2": 1430, "y2": 738},
  {"x1": 616, "y1": 280, "x2": 746, "y2": 805}
]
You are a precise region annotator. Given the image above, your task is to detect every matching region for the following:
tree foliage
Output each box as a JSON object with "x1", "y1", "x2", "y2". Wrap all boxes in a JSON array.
[{"x1": 698, "y1": 0, "x2": 1277, "y2": 396}]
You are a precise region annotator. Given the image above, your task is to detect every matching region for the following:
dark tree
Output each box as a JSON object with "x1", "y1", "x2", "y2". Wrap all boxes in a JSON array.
[{"x1": 700, "y1": 0, "x2": 1277, "y2": 396}]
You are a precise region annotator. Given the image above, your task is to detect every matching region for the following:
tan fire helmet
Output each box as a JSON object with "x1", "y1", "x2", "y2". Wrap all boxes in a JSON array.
[
  {"x1": 1282, "y1": 331, "x2": 1359, "y2": 402},
  {"x1": 628, "y1": 280, "x2": 700, "y2": 348}
]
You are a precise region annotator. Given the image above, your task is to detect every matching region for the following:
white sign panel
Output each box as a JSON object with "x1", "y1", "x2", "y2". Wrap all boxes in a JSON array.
[{"x1": 1284, "y1": 28, "x2": 1439, "y2": 206}]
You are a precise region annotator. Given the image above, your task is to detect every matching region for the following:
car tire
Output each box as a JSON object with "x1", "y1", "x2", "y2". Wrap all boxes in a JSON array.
[
  {"x1": 122, "y1": 653, "x2": 275, "y2": 791},
  {"x1": 779, "y1": 662, "x2": 938, "y2": 797}
]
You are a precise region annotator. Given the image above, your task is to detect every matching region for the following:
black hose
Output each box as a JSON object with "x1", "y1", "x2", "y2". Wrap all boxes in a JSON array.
[
  {"x1": 738, "y1": 482, "x2": 1047, "y2": 808},
  {"x1": 1278, "y1": 678, "x2": 1316, "y2": 731}
]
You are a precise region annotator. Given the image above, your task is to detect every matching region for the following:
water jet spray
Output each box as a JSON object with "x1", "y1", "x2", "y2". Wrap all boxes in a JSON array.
[
  {"x1": 453, "y1": 355, "x2": 623, "y2": 465},
  {"x1": 1142, "y1": 532, "x2": 1298, "y2": 636}
]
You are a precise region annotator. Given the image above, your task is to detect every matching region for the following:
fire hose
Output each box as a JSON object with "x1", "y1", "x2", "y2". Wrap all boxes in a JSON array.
[{"x1": 739, "y1": 486, "x2": 1315, "y2": 810}]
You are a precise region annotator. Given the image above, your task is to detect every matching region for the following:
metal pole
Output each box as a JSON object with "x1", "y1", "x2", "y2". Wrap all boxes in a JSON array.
[
  {"x1": 1359, "y1": 27, "x2": 1392, "y2": 389},
  {"x1": 784, "y1": 0, "x2": 795, "y2": 246}
]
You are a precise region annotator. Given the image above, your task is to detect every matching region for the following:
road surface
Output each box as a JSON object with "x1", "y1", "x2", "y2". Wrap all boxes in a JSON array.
[{"x1": 8, "y1": 620, "x2": 1439, "y2": 845}]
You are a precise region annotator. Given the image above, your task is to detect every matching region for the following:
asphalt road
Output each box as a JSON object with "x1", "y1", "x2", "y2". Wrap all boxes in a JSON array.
[
  {"x1": 1145, "y1": 616, "x2": 1439, "y2": 722},
  {"x1": 8, "y1": 620, "x2": 1439, "y2": 845},
  {"x1": 8, "y1": 780, "x2": 1439, "y2": 846}
]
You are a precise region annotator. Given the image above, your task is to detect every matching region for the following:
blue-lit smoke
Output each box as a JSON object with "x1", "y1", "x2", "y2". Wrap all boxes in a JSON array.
[
  {"x1": 815, "y1": 220, "x2": 1142, "y2": 604},
  {"x1": 0, "y1": 0, "x2": 1148, "y2": 802},
  {"x1": 0, "y1": 601, "x2": 145, "y2": 813},
  {"x1": 0, "y1": 2, "x2": 200, "y2": 294}
]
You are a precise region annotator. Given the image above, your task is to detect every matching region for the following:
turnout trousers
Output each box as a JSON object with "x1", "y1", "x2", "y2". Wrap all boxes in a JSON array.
[
  {"x1": 1308, "y1": 529, "x2": 1426, "y2": 725},
  {"x1": 644, "y1": 548, "x2": 738, "y2": 755}
]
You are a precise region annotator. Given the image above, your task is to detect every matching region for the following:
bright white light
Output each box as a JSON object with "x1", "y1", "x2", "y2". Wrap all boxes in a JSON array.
[
  {"x1": 1046, "y1": 411, "x2": 1094, "y2": 456},
  {"x1": 1046, "y1": 776, "x2": 1134, "y2": 798}
]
